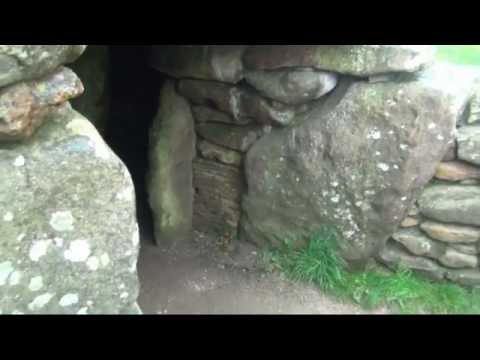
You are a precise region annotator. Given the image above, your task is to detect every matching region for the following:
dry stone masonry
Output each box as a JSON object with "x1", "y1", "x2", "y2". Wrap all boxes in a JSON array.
[
  {"x1": 3, "y1": 45, "x2": 480, "y2": 316},
  {"x1": 0, "y1": 45, "x2": 141, "y2": 314},
  {"x1": 150, "y1": 45, "x2": 480, "y2": 285},
  {"x1": 380, "y1": 73, "x2": 480, "y2": 286}
]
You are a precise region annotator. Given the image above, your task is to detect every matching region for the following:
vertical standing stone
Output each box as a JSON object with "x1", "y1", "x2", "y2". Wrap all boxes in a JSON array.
[{"x1": 147, "y1": 80, "x2": 196, "y2": 247}]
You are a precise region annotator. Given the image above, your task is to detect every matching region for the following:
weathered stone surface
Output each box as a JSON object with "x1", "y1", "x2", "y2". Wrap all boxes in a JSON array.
[
  {"x1": 178, "y1": 79, "x2": 299, "y2": 127},
  {"x1": 0, "y1": 67, "x2": 84, "y2": 142},
  {"x1": 197, "y1": 139, "x2": 243, "y2": 167},
  {"x1": 244, "y1": 68, "x2": 337, "y2": 105},
  {"x1": 457, "y1": 126, "x2": 480, "y2": 166},
  {"x1": 450, "y1": 243, "x2": 480, "y2": 255},
  {"x1": 191, "y1": 105, "x2": 248, "y2": 125},
  {"x1": 439, "y1": 248, "x2": 478, "y2": 269},
  {"x1": 392, "y1": 228, "x2": 445, "y2": 258},
  {"x1": 0, "y1": 45, "x2": 86, "y2": 88},
  {"x1": 468, "y1": 87, "x2": 480, "y2": 125},
  {"x1": 193, "y1": 158, "x2": 245, "y2": 238},
  {"x1": 150, "y1": 45, "x2": 247, "y2": 83},
  {"x1": 446, "y1": 269, "x2": 480, "y2": 287},
  {"x1": 420, "y1": 220, "x2": 480, "y2": 243},
  {"x1": 419, "y1": 186, "x2": 480, "y2": 227},
  {"x1": 196, "y1": 123, "x2": 263, "y2": 153},
  {"x1": 442, "y1": 141, "x2": 457, "y2": 162},
  {"x1": 435, "y1": 161, "x2": 480, "y2": 182},
  {"x1": 70, "y1": 45, "x2": 110, "y2": 134},
  {"x1": 400, "y1": 217, "x2": 419, "y2": 228},
  {"x1": 241, "y1": 69, "x2": 463, "y2": 264},
  {"x1": 378, "y1": 241, "x2": 446, "y2": 281},
  {"x1": 0, "y1": 103, "x2": 140, "y2": 314},
  {"x1": 243, "y1": 45, "x2": 436, "y2": 77},
  {"x1": 147, "y1": 80, "x2": 196, "y2": 247}
]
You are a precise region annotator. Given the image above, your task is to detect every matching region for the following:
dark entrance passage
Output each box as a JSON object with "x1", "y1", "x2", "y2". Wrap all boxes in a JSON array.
[{"x1": 104, "y1": 46, "x2": 165, "y2": 243}]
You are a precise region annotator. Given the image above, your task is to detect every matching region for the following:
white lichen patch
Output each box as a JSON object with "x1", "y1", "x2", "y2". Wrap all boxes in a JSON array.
[
  {"x1": 13, "y1": 155, "x2": 25, "y2": 167},
  {"x1": 54, "y1": 237, "x2": 64, "y2": 247},
  {"x1": 428, "y1": 123, "x2": 437, "y2": 130},
  {"x1": 437, "y1": 134, "x2": 445, "y2": 141},
  {"x1": 50, "y1": 211, "x2": 74, "y2": 232},
  {"x1": 3, "y1": 211, "x2": 14, "y2": 222},
  {"x1": 77, "y1": 307, "x2": 88, "y2": 315},
  {"x1": 86, "y1": 256, "x2": 99, "y2": 271},
  {"x1": 17, "y1": 233, "x2": 26, "y2": 242},
  {"x1": 67, "y1": 117, "x2": 111, "y2": 160},
  {"x1": 400, "y1": 144, "x2": 408, "y2": 151},
  {"x1": 28, "y1": 276, "x2": 44, "y2": 292},
  {"x1": 0, "y1": 261, "x2": 14, "y2": 286},
  {"x1": 29, "y1": 240, "x2": 52, "y2": 262},
  {"x1": 59, "y1": 293, "x2": 79, "y2": 307},
  {"x1": 28, "y1": 293, "x2": 54, "y2": 311},
  {"x1": 120, "y1": 292, "x2": 129, "y2": 299},
  {"x1": 64, "y1": 240, "x2": 91, "y2": 262},
  {"x1": 377, "y1": 163, "x2": 390, "y2": 172},
  {"x1": 367, "y1": 129, "x2": 382, "y2": 140},
  {"x1": 100, "y1": 253, "x2": 110, "y2": 267},
  {"x1": 8, "y1": 271, "x2": 22, "y2": 286}
]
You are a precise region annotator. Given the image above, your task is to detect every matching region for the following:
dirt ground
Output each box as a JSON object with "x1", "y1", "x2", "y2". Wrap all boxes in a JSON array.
[{"x1": 137, "y1": 232, "x2": 389, "y2": 315}]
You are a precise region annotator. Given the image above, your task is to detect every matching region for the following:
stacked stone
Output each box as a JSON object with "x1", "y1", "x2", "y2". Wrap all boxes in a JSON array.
[
  {"x1": 148, "y1": 45, "x2": 451, "y2": 257},
  {"x1": 149, "y1": 46, "x2": 343, "y2": 245},
  {"x1": 0, "y1": 46, "x2": 141, "y2": 314},
  {"x1": 382, "y1": 78, "x2": 480, "y2": 287}
]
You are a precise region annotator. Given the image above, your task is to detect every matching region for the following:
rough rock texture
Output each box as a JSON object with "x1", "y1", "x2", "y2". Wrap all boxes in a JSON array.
[
  {"x1": 244, "y1": 68, "x2": 338, "y2": 105},
  {"x1": 178, "y1": 79, "x2": 302, "y2": 127},
  {"x1": 147, "y1": 80, "x2": 196, "y2": 247},
  {"x1": 0, "y1": 67, "x2": 84, "y2": 141},
  {"x1": 392, "y1": 228, "x2": 445, "y2": 258},
  {"x1": 241, "y1": 70, "x2": 463, "y2": 264},
  {"x1": 0, "y1": 45, "x2": 86, "y2": 88},
  {"x1": 70, "y1": 45, "x2": 110, "y2": 134},
  {"x1": 435, "y1": 161, "x2": 480, "y2": 182},
  {"x1": 197, "y1": 139, "x2": 242, "y2": 167},
  {"x1": 196, "y1": 123, "x2": 263, "y2": 153},
  {"x1": 457, "y1": 126, "x2": 480, "y2": 166},
  {"x1": 420, "y1": 221, "x2": 480, "y2": 243},
  {"x1": 0, "y1": 103, "x2": 140, "y2": 314},
  {"x1": 418, "y1": 185, "x2": 480, "y2": 227},
  {"x1": 193, "y1": 158, "x2": 245, "y2": 238},
  {"x1": 378, "y1": 241, "x2": 446, "y2": 281},
  {"x1": 243, "y1": 45, "x2": 436, "y2": 77},
  {"x1": 150, "y1": 45, "x2": 247, "y2": 83}
]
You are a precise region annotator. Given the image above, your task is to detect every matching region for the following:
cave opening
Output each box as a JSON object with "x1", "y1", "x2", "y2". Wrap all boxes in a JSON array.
[{"x1": 103, "y1": 45, "x2": 165, "y2": 244}]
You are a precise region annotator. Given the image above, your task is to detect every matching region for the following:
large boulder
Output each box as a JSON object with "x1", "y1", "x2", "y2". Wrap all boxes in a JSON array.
[
  {"x1": 0, "y1": 67, "x2": 84, "y2": 141},
  {"x1": 150, "y1": 45, "x2": 247, "y2": 83},
  {"x1": 70, "y1": 45, "x2": 110, "y2": 134},
  {"x1": 241, "y1": 67, "x2": 467, "y2": 265},
  {"x1": 243, "y1": 45, "x2": 436, "y2": 77},
  {"x1": 147, "y1": 80, "x2": 196, "y2": 247},
  {"x1": 0, "y1": 45, "x2": 86, "y2": 88},
  {"x1": 0, "y1": 103, "x2": 140, "y2": 314}
]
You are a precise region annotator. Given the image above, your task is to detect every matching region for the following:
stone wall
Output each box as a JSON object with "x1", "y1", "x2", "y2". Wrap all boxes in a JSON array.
[
  {"x1": 149, "y1": 45, "x2": 480, "y2": 286},
  {"x1": 380, "y1": 80, "x2": 480, "y2": 286}
]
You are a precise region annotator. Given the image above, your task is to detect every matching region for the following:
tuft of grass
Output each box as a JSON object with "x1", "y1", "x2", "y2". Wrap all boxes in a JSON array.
[{"x1": 268, "y1": 227, "x2": 480, "y2": 314}]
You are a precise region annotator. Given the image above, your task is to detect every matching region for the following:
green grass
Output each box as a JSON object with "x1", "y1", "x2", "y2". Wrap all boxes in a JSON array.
[
  {"x1": 436, "y1": 45, "x2": 480, "y2": 66},
  {"x1": 267, "y1": 227, "x2": 480, "y2": 314}
]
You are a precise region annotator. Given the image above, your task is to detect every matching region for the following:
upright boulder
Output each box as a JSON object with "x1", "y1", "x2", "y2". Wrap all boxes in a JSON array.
[
  {"x1": 147, "y1": 80, "x2": 196, "y2": 247},
  {"x1": 0, "y1": 45, "x2": 86, "y2": 87},
  {"x1": 0, "y1": 103, "x2": 140, "y2": 314},
  {"x1": 241, "y1": 66, "x2": 467, "y2": 264}
]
